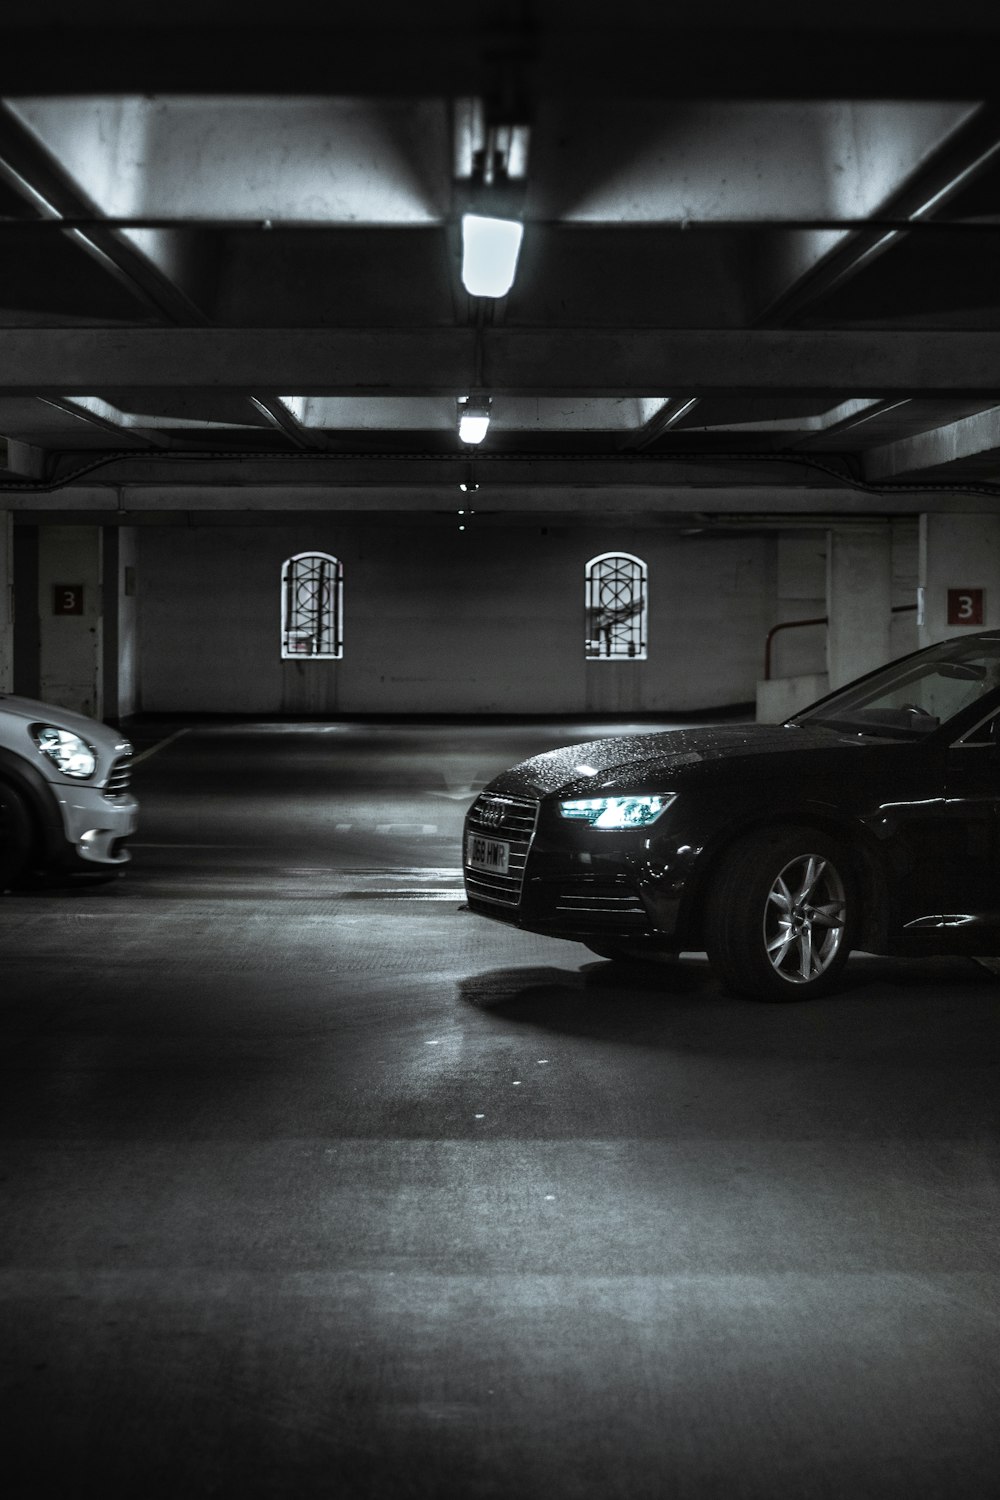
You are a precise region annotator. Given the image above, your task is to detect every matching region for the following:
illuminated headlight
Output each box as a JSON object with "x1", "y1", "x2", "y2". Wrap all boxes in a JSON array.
[
  {"x1": 31, "y1": 725, "x2": 98, "y2": 779},
  {"x1": 558, "y1": 794, "x2": 675, "y2": 829}
]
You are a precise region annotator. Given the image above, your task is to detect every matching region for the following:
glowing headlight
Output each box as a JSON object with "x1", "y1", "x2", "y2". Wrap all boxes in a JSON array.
[
  {"x1": 558, "y1": 794, "x2": 675, "y2": 829},
  {"x1": 31, "y1": 725, "x2": 98, "y2": 779}
]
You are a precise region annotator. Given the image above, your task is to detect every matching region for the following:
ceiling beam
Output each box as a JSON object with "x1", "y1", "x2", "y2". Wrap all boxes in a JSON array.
[
  {"x1": 247, "y1": 396, "x2": 328, "y2": 450},
  {"x1": 760, "y1": 105, "x2": 1000, "y2": 325},
  {"x1": 618, "y1": 398, "x2": 700, "y2": 452},
  {"x1": 0, "y1": 17, "x2": 998, "y2": 99},
  {"x1": 0, "y1": 482, "x2": 930, "y2": 515},
  {"x1": 863, "y1": 406, "x2": 1000, "y2": 481},
  {"x1": 3, "y1": 329, "x2": 1000, "y2": 397},
  {"x1": 0, "y1": 104, "x2": 211, "y2": 326},
  {"x1": 38, "y1": 397, "x2": 171, "y2": 449}
]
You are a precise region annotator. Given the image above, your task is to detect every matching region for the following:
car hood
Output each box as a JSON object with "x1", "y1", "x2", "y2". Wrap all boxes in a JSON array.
[
  {"x1": 486, "y1": 722, "x2": 870, "y2": 799},
  {"x1": 0, "y1": 693, "x2": 128, "y2": 752}
]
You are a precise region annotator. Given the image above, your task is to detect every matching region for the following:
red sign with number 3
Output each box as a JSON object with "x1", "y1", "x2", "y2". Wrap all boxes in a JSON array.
[{"x1": 947, "y1": 588, "x2": 983, "y2": 626}]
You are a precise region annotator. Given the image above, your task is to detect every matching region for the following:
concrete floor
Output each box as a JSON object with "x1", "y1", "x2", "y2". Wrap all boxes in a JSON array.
[{"x1": 2, "y1": 719, "x2": 999, "y2": 1499}]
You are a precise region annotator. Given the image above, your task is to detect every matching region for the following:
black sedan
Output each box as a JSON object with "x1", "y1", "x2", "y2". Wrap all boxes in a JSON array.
[{"x1": 463, "y1": 631, "x2": 1000, "y2": 999}]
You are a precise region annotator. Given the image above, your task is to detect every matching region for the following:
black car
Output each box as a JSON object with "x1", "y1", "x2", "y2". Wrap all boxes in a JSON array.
[{"x1": 463, "y1": 631, "x2": 1000, "y2": 999}]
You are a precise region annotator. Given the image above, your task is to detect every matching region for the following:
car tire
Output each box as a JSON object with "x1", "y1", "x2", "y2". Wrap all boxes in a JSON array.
[
  {"x1": 705, "y1": 826, "x2": 856, "y2": 1001},
  {"x1": 0, "y1": 782, "x2": 33, "y2": 889}
]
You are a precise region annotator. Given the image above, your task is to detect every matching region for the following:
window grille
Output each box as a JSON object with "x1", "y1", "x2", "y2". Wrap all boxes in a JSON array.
[
  {"x1": 585, "y1": 552, "x2": 648, "y2": 660},
  {"x1": 281, "y1": 552, "x2": 343, "y2": 659}
]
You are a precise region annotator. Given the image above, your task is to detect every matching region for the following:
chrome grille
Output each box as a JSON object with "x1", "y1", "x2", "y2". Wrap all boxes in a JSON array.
[
  {"x1": 554, "y1": 883, "x2": 648, "y2": 922},
  {"x1": 103, "y1": 752, "x2": 133, "y2": 799},
  {"x1": 464, "y1": 793, "x2": 539, "y2": 907}
]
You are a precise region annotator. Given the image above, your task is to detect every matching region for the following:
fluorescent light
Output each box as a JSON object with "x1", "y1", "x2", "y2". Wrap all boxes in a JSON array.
[
  {"x1": 461, "y1": 214, "x2": 524, "y2": 297},
  {"x1": 457, "y1": 395, "x2": 491, "y2": 445},
  {"x1": 458, "y1": 411, "x2": 490, "y2": 444}
]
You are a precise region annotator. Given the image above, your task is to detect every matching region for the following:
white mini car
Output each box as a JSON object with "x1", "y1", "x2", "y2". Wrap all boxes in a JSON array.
[{"x1": 0, "y1": 694, "x2": 138, "y2": 886}]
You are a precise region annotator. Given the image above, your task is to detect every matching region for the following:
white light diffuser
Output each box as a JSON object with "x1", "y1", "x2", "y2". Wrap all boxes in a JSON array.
[
  {"x1": 461, "y1": 213, "x2": 524, "y2": 297},
  {"x1": 458, "y1": 409, "x2": 490, "y2": 444}
]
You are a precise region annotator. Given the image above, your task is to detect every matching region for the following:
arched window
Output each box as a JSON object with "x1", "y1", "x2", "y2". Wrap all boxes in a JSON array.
[
  {"x1": 281, "y1": 552, "x2": 343, "y2": 659},
  {"x1": 585, "y1": 552, "x2": 648, "y2": 660}
]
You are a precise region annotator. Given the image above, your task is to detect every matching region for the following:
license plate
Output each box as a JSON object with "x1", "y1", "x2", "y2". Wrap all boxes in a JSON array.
[{"x1": 466, "y1": 834, "x2": 510, "y2": 875}]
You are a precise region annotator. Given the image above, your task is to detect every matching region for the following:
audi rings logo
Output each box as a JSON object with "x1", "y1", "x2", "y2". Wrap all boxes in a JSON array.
[{"x1": 480, "y1": 802, "x2": 504, "y2": 828}]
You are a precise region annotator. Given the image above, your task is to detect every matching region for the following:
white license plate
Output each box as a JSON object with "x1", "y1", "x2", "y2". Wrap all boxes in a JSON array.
[{"x1": 466, "y1": 834, "x2": 510, "y2": 875}]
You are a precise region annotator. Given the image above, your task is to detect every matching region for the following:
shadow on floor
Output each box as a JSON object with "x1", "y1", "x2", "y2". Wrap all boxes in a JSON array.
[{"x1": 457, "y1": 954, "x2": 1000, "y2": 1065}]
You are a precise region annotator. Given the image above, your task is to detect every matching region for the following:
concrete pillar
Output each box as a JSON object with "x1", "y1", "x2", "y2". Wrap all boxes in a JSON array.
[
  {"x1": 826, "y1": 524, "x2": 892, "y2": 689},
  {"x1": 38, "y1": 525, "x2": 103, "y2": 718},
  {"x1": 0, "y1": 511, "x2": 12, "y2": 693},
  {"x1": 102, "y1": 527, "x2": 138, "y2": 721},
  {"x1": 918, "y1": 512, "x2": 1000, "y2": 647}
]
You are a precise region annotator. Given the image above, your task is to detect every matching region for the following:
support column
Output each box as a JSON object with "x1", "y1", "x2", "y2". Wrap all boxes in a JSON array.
[
  {"x1": 0, "y1": 511, "x2": 12, "y2": 693},
  {"x1": 918, "y1": 512, "x2": 1000, "y2": 646},
  {"x1": 102, "y1": 527, "x2": 138, "y2": 722},
  {"x1": 38, "y1": 525, "x2": 103, "y2": 718},
  {"x1": 826, "y1": 524, "x2": 892, "y2": 689}
]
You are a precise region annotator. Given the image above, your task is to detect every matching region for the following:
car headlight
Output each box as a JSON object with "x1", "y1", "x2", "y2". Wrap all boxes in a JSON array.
[
  {"x1": 31, "y1": 725, "x2": 98, "y2": 779},
  {"x1": 558, "y1": 794, "x2": 675, "y2": 829}
]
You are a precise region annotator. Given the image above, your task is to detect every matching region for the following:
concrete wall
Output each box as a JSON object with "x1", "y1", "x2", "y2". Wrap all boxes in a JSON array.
[
  {"x1": 827, "y1": 524, "x2": 893, "y2": 689},
  {"x1": 136, "y1": 521, "x2": 775, "y2": 715},
  {"x1": 919, "y1": 512, "x2": 1000, "y2": 646},
  {"x1": 763, "y1": 522, "x2": 919, "y2": 684},
  {"x1": 755, "y1": 520, "x2": 920, "y2": 723},
  {"x1": 38, "y1": 525, "x2": 102, "y2": 718}
]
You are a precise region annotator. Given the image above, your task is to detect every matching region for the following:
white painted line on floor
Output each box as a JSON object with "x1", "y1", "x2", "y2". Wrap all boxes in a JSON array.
[
  {"x1": 375, "y1": 823, "x2": 439, "y2": 835},
  {"x1": 131, "y1": 729, "x2": 191, "y2": 765}
]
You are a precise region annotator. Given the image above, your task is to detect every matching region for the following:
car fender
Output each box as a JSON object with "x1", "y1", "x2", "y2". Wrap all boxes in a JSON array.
[{"x1": 673, "y1": 797, "x2": 892, "y2": 952}]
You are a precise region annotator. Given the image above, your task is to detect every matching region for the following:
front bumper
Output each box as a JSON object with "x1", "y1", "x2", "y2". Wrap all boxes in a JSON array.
[
  {"x1": 464, "y1": 793, "x2": 702, "y2": 946},
  {"x1": 49, "y1": 784, "x2": 139, "y2": 866}
]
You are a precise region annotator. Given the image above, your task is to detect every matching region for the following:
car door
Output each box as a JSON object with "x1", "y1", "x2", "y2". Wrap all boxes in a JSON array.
[{"x1": 928, "y1": 705, "x2": 1000, "y2": 951}]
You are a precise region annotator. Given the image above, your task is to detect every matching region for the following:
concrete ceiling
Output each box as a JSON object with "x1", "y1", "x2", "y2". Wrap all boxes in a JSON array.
[{"x1": 3, "y1": 1, "x2": 1000, "y2": 519}]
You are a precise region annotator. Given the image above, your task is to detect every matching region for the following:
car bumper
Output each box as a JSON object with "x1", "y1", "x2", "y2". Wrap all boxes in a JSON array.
[
  {"x1": 50, "y1": 785, "x2": 139, "y2": 866},
  {"x1": 465, "y1": 836, "x2": 699, "y2": 945}
]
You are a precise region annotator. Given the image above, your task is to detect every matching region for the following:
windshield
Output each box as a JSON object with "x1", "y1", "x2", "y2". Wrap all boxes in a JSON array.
[{"x1": 791, "y1": 636, "x2": 1000, "y2": 739}]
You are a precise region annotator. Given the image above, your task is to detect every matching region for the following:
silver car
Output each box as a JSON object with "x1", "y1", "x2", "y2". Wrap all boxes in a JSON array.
[{"x1": 0, "y1": 694, "x2": 138, "y2": 886}]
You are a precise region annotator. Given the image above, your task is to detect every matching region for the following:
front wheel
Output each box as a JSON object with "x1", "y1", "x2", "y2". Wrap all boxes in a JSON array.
[
  {"x1": 705, "y1": 827, "x2": 855, "y2": 1000},
  {"x1": 0, "y1": 782, "x2": 33, "y2": 889}
]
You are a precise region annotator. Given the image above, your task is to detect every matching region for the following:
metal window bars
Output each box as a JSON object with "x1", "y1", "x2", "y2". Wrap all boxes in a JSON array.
[
  {"x1": 281, "y1": 552, "x2": 343, "y2": 659},
  {"x1": 585, "y1": 552, "x2": 648, "y2": 660}
]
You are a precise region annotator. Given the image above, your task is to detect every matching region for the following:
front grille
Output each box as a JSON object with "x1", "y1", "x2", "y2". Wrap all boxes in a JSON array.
[
  {"x1": 464, "y1": 793, "x2": 539, "y2": 907},
  {"x1": 103, "y1": 752, "x2": 132, "y2": 799},
  {"x1": 554, "y1": 881, "x2": 648, "y2": 923}
]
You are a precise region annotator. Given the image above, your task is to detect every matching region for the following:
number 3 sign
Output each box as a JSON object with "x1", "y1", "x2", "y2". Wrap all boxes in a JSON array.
[
  {"x1": 52, "y1": 584, "x2": 84, "y2": 615},
  {"x1": 947, "y1": 588, "x2": 984, "y2": 626}
]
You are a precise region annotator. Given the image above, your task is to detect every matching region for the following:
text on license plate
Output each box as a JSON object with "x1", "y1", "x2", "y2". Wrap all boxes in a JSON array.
[{"x1": 466, "y1": 834, "x2": 510, "y2": 875}]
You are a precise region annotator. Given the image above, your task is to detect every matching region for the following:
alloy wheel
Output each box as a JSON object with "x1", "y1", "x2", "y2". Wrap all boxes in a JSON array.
[{"x1": 763, "y1": 853, "x2": 847, "y2": 985}]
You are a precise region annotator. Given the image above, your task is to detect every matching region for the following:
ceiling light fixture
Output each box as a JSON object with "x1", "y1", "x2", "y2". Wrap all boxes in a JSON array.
[
  {"x1": 454, "y1": 99, "x2": 530, "y2": 299},
  {"x1": 457, "y1": 394, "x2": 492, "y2": 445},
  {"x1": 461, "y1": 213, "x2": 524, "y2": 298}
]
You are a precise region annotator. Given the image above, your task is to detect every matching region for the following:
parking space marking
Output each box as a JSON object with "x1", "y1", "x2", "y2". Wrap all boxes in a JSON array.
[{"x1": 131, "y1": 729, "x2": 190, "y2": 765}]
